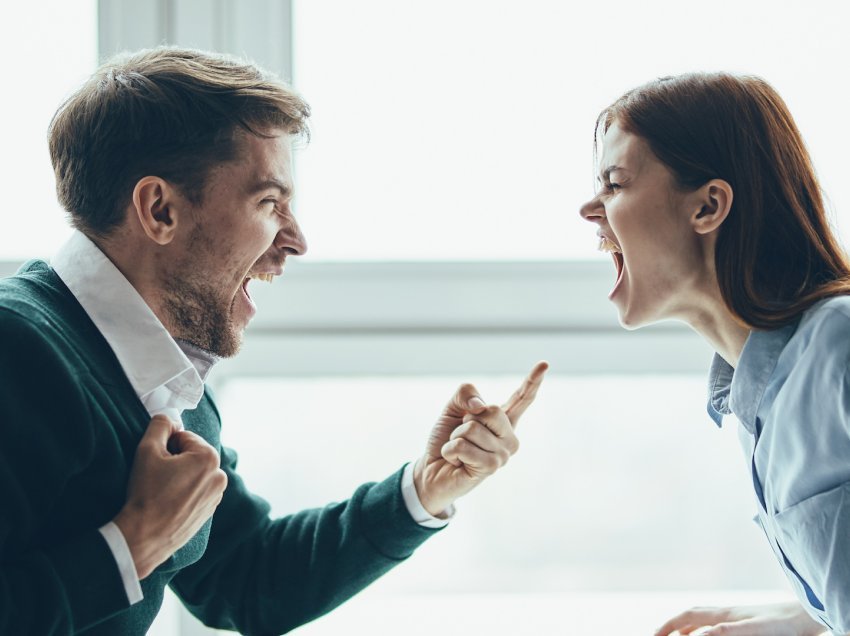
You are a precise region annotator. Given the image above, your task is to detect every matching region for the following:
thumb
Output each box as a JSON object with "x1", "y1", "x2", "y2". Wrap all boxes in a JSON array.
[
  {"x1": 446, "y1": 382, "x2": 487, "y2": 417},
  {"x1": 167, "y1": 430, "x2": 214, "y2": 455},
  {"x1": 142, "y1": 414, "x2": 179, "y2": 449}
]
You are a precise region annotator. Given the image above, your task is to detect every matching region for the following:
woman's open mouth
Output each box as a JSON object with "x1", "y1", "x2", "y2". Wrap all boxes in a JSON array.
[{"x1": 598, "y1": 236, "x2": 625, "y2": 299}]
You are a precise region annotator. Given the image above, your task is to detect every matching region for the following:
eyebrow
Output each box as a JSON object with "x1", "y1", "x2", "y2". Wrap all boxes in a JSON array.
[
  {"x1": 596, "y1": 165, "x2": 624, "y2": 183},
  {"x1": 248, "y1": 178, "x2": 292, "y2": 197}
]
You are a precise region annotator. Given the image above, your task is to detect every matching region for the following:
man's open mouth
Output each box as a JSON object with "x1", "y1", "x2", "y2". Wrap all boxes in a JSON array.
[{"x1": 241, "y1": 273, "x2": 276, "y2": 302}]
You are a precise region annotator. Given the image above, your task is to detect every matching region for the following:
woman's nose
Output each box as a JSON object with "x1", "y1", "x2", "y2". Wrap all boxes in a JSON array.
[{"x1": 579, "y1": 195, "x2": 605, "y2": 223}]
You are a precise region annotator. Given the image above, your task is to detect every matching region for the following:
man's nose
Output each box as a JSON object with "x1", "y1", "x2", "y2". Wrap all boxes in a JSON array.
[
  {"x1": 275, "y1": 216, "x2": 308, "y2": 256},
  {"x1": 579, "y1": 195, "x2": 605, "y2": 224}
]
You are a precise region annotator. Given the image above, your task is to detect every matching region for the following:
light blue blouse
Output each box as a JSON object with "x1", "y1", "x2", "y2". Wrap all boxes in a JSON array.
[{"x1": 708, "y1": 296, "x2": 850, "y2": 634}]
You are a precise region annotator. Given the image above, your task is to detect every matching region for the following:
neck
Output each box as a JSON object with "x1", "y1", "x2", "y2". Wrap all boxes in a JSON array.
[
  {"x1": 91, "y1": 232, "x2": 176, "y2": 335},
  {"x1": 676, "y1": 277, "x2": 750, "y2": 367},
  {"x1": 689, "y1": 309, "x2": 750, "y2": 368},
  {"x1": 673, "y1": 237, "x2": 751, "y2": 368}
]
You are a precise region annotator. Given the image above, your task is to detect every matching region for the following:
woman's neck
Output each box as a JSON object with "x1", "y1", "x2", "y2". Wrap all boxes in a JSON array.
[{"x1": 684, "y1": 302, "x2": 751, "y2": 368}]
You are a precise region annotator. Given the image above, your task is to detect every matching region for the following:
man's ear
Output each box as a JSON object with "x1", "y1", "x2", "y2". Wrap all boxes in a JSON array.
[
  {"x1": 692, "y1": 178, "x2": 733, "y2": 235},
  {"x1": 130, "y1": 177, "x2": 184, "y2": 245}
]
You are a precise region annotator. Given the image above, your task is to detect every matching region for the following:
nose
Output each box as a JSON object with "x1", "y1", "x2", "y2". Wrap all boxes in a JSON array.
[
  {"x1": 579, "y1": 194, "x2": 605, "y2": 225},
  {"x1": 275, "y1": 214, "x2": 308, "y2": 256}
]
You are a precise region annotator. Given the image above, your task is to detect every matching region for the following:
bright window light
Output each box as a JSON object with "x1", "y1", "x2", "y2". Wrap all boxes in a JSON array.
[
  {"x1": 217, "y1": 374, "x2": 787, "y2": 595},
  {"x1": 292, "y1": 0, "x2": 850, "y2": 261},
  {"x1": 0, "y1": 0, "x2": 97, "y2": 261}
]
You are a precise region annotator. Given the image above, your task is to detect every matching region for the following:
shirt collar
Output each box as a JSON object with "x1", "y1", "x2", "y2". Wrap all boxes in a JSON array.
[
  {"x1": 175, "y1": 338, "x2": 221, "y2": 383},
  {"x1": 706, "y1": 321, "x2": 799, "y2": 433},
  {"x1": 50, "y1": 230, "x2": 210, "y2": 413}
]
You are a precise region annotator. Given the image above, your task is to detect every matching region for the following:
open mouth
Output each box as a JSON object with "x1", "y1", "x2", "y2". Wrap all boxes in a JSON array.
[
  {"x1": 240, "y1": 273, "x2": 277, "y2": 310},
  {"x1": 598, "y1": 236, "x2": 625, "y2": 295}
]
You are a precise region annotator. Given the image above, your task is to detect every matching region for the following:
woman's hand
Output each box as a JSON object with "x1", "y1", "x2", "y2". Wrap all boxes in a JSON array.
[{"x1": 653, "y1": 601, "x2": 827, "y2": 635}]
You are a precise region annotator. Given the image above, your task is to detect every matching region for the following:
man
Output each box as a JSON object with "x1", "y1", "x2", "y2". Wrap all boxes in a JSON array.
[{"x1": 0, "y1": 47, "x2": 547, "y2": 635}]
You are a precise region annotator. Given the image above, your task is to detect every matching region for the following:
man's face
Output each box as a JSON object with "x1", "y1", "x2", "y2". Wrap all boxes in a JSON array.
[{"x1": 162, "y1": 129, "x2": 306, "y2": 357}]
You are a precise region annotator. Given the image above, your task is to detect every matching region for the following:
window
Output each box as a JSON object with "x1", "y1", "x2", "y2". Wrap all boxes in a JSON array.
[
  {"x1": 292, "y1": 0, "x2": 850, "y2": 261},
  {"x1": 0, "y1": 0, "x2": 97, "y2": 260}
]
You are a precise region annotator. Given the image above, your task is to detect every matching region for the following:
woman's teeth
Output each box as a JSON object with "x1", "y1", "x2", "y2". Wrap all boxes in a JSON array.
[{"x1": 598, "y1": 237, "x2": 622, "y2": 254}]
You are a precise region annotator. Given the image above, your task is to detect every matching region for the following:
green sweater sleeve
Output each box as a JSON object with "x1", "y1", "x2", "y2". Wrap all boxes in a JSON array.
[
  {"x1": 0, "y1": 309, "x2": 130, "y2": 633},
  {"x1": 170, "y1": 444, "x2": 439, "y2": 636}
]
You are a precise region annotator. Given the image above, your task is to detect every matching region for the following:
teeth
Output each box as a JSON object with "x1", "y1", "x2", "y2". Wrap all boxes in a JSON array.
[
  {"x1": 255, "y1": 273, "x2": 275, "y2": 283},
  {"x1": 598, "y1": 237, "x2": 622, "y2": 254}
]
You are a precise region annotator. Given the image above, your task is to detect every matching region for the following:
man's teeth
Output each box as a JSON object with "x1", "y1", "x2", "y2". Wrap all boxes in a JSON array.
[
  {"x1": 254, "y1": 273, "x2": 275, "y2": 283},
  {"x1": 598, "y1": 237, "x2": 622, "y2": 254}
]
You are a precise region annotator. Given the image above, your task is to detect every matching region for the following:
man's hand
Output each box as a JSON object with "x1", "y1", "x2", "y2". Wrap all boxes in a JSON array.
[
  {"x1": 653, "y1": 601, "x2": 828, "y2": 636},
  {"x1": 413, "y1": 361, "x2": 548, "y2": 516},
  {"x1": 112, "y1": 415, "x2": 228, "y2": 579}
]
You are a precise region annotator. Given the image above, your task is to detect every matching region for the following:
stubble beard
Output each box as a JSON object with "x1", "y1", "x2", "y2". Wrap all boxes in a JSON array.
[
  {"x1": 161, "y1": 275, "x2": 242, "y2": 358},
  {"x1": 163, "y1": 280, "x2": 242, "y2": 358},
  {"x1": 161, "y1": 226, "x2": 244, "y2": 358}
]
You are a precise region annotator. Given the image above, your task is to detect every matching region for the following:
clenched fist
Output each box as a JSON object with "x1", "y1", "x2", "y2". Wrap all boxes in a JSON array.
[{"x1": 113, "y1": 415, "x2": 228, "y2": 579}]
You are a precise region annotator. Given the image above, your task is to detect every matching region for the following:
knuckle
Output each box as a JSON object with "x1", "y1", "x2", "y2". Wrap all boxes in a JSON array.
[
  {"x1": 458, "y1": 382, "x2": 476, "y2": 394},
  {"x1": 484, "y1": 453, "x2": 500, "y2": 472},
  {"x1": 466, "y1": 420, "x2": 483, "y2": 436},
  {"x1": 212, "y1": 469, "x2": 228, "y2": 491},
  {"x1": 510, "y1": 436, "x2": 520, "y2": 454},
  {"x1": 199, "y1": 448, "x2": 220, "y2": 470}
]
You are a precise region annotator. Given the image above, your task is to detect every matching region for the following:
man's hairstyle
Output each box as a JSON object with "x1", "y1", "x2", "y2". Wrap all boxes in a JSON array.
[
  {"x1": 48, "y1": 46, "x2": 311, "y2": 237},
  {"x1": 596, "y1": 72, "x2": 850, "y2": 329}
]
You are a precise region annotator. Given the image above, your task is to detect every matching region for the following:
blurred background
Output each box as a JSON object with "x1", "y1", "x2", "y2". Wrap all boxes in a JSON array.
[{"x1": 4, "y1": 0, "x2": 848, "y2": 633}]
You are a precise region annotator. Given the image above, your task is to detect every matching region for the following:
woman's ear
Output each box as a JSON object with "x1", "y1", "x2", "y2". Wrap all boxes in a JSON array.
[
  {"x1": 692, "y1": 179, "x2": 733, "y2": 235},
  {"x1": 130, "y1": 176, "x2": 183, "y2": 245}
]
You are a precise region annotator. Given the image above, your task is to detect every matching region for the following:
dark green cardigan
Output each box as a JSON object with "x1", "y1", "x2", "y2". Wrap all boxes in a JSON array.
[{"x1": 0, "y1": 260, "x2": 437, "y2": 635}]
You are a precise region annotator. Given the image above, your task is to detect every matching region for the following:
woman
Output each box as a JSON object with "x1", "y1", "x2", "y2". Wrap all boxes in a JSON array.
[{"x1": 580, "y1": 73, "x2": 850, "y2": 636}]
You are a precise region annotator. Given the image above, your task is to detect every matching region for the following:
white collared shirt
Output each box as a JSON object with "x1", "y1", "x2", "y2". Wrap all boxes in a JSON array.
[{"x1": 50, "y1": 231, "x2": 449, "y2": 606}]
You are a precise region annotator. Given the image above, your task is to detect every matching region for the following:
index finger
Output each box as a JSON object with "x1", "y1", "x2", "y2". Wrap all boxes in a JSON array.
[{"x1": 503, "y1": 360, "x2": 549, "y2": 427}]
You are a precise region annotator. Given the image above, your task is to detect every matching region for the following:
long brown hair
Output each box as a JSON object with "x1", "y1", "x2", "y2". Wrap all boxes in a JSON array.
[{"x1": 597, "y1": 73, "x2": 850, "y2": 329}]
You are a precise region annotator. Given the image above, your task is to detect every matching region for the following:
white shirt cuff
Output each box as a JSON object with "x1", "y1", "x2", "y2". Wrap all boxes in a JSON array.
[
  {"x1": 98, "y1": 521, "x2": 144, "y2": 605},
  {"x1": 401, "y1": 461, "x2": 455, "y2": 528}
]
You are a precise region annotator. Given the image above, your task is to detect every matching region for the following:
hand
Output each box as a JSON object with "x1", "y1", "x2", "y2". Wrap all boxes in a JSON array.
[
  {"x1": 654, "y1": 601, "x2": 828, "y2": 636},
  {"x1": 113, "y1": 415, "x2": 228, "y2": 579},
  {"x1": 413, "y1": 361, "x2": 548, "y2": 516}
]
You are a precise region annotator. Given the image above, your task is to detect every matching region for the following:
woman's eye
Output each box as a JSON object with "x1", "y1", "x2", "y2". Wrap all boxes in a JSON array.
[{"x1": 605, "y1": 182, "x2": 621, "y2": 192}]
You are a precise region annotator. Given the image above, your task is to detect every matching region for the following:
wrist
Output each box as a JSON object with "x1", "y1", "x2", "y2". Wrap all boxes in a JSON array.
[
  {"x1": 413, "y1": 458, "x2": 452, "y2": 518},
  {"x1": 112, "y1": 508, "x2": 162, "y2": 580}
]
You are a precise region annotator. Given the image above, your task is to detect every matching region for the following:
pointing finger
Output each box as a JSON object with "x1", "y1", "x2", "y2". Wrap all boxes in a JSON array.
[{"x1": 503, "y1": 360, "x2": 548, "y2": 427}]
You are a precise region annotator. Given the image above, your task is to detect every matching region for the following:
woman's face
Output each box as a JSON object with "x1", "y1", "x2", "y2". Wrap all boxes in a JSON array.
[{"x1": 579, "y1": 121, "x2": 710, "y2": 328}]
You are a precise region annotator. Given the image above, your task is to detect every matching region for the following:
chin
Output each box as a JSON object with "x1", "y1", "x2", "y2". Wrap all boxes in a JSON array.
[{"x1": 616, "y1": 303, "x2": 651, "y2": 331}]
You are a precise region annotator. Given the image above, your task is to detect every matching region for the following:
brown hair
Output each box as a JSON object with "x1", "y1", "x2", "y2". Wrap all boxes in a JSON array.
[
  {"x1": 597, "y1": 73, "x2": 850, "y2": 329},
  {"x1": 48, "y1": 46, "x2": 311, "y2": 237}
]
